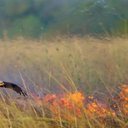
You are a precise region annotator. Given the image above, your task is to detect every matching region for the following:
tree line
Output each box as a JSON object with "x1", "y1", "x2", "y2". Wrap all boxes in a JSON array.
[{"x1": 0, "y1": 0, "x2": 127, "y2": 38}]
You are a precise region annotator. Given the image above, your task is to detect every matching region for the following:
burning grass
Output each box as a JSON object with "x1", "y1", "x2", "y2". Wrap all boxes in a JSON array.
[{"x1": 0, "y1": 84, "x2": 128, "y2": 128}]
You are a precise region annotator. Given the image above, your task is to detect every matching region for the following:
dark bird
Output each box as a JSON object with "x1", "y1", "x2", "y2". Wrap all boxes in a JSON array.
[{"x1": 0, "y1": 81, "x2": 27, "y2": 96}]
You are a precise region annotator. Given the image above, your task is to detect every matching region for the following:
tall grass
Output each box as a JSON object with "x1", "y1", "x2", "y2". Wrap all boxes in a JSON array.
[
  {"x1": 0, "y1": 36, "x2": 128, "y2": 127},
  {"x1": 0, "y1": 37, "x2": 128, "y2": 93}
]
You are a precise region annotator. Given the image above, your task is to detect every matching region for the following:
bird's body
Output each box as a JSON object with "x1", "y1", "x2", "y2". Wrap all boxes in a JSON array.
[{"x1": 0, "y1": 81, "x2": 27, "y2": 96}]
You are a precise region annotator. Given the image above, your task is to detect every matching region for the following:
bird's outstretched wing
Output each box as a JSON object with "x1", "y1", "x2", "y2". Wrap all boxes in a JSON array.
[{"x1": 0, "y1": 81, "x2": 27, "y2": 96}]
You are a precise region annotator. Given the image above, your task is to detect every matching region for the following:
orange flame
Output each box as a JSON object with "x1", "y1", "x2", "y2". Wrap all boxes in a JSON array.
[{"x1": 32, "y1": 84, "x2": 128, "y2": 121}]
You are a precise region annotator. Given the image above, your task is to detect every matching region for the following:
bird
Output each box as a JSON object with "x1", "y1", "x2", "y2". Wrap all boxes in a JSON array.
[{"x1": 0, "y1": 81, "x2": 27, "y2": 96}]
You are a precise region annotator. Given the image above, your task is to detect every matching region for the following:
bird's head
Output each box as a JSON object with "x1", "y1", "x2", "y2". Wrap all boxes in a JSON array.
[{"x1": 0, "y1": 81, "x2": 4, "y2": 87}]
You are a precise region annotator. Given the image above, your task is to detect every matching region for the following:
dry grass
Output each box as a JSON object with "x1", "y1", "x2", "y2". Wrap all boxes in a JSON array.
[{"x1": 0, "y1": 36, "x2": 128, "y2": 127}]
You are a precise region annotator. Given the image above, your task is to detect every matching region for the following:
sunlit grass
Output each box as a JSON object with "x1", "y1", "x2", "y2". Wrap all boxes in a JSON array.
[
  {"x1": 0, "y1": 36, "x2": 128, "y2": 127},
  {"x1": 0, "y1": 37, "x2": 128, "y2": 93}
]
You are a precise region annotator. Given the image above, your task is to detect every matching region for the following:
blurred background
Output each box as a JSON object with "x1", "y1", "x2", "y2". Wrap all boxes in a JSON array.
[{"x1": 0, "y1": 0, "x2": 127, "y2": 38}]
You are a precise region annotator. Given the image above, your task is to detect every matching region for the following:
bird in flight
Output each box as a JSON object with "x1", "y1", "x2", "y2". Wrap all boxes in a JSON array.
[{"x1": 0, "y1": 81, "x2": 27, "y2": 96}]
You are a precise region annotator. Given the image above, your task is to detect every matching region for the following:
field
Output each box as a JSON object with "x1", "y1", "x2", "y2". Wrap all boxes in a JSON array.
[{"x1": 0, "y1": 37, "x2": 128, "y2": 128}]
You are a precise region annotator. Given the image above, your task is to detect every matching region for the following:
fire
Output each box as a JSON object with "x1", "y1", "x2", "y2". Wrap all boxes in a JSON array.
[
  {"x1": 66, "y1": 92, "x2": 85, "y2": 107},
  {"x1": 119, "y1": 85, "x2": 128, "y2": 102},
  {"x1": 85, "y1": 101, "x2": 115, "y2": 118},
  {"x1": 114, "y1": 85, "x2": 128, "y2": 115},
  {"x1": 31, "y1": 84, "x2": 128, "y2": 121},
  {"x1": 43, "y1": 94, "x2": 57, "y2": 103},
  {"x1": 45, "y1": 92, "x2": 85, "y2": 121}
]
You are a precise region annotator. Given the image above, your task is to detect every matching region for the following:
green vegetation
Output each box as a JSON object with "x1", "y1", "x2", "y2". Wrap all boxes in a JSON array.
[
  {"x1": 8, "y1": 15, "x2": 43, "y2": 38},
  {"x1": 0, "y1": 0, "x2": 127, "y2": 38}
]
